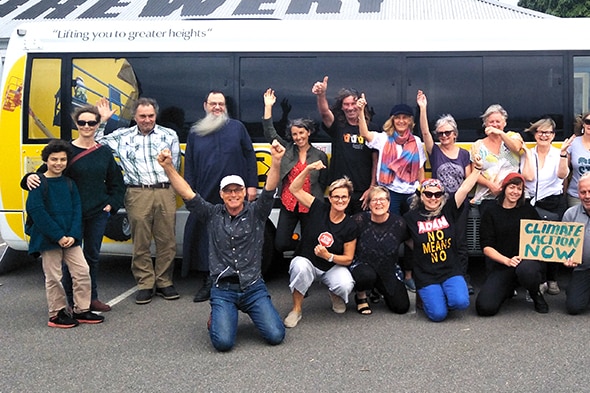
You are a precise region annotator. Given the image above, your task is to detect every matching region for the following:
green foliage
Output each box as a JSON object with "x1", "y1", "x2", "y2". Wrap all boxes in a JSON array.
[
  {"x1": 517, "y1": 0, "x2": 590, "y2": 16},
  {"x1": 518, "y1": 0, "x2": 590, "y2": 17}
]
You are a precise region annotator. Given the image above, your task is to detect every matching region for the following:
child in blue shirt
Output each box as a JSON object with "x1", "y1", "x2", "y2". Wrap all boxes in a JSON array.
[{"x1": 26, "y1": 139, "x2": 104, "y2": 328}]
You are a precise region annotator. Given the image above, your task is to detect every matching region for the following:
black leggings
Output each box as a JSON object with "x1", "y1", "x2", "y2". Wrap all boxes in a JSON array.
[
  {"x1": 351, "y1": 262, "x2": 409, "y2": 314},
  {"x1": 476, "y1": 258, "x2": 545, "y2": 316}
]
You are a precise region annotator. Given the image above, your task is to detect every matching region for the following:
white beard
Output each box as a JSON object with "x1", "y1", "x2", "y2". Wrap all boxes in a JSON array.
[{"x1": 191, "y1": 112, "x2": 228, "y2": 136}]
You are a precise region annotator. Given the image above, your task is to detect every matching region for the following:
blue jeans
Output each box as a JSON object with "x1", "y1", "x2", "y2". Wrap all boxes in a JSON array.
[
  {"x1": 418, "y1": 275, "x2": 469, "y2": 322},
  {"x1": 63, "y1": 211, "x2": 109, "y2": 303},
  {"x1": 388, "y1": 190, "x2": 412, "y2": 216},
  {"x1": 209, "y1": 279, "x2": 285, "y2": 352}
]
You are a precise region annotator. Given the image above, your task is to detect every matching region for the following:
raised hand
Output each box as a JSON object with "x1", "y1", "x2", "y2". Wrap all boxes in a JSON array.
[
  {"x1": 96, "y1": 97, "x2": 115, "y2": 123},
  {"x1": 357, "y1": 93, "x2": 367, "y2": 110},
  {"x1": 312, "y1": 76, "x2": 328, "y2": 96},
  {"x1": 417, "y1": 90, "x2": 427, "y2": 109},
  {"x1": 264, "y1": 88, "x2": 276, "y2": 107}
]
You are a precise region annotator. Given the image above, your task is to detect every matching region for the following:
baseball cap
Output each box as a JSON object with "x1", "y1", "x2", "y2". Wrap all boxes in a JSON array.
[{"x1": 219, "y1": 175, "x2": 245, "y2": 190}]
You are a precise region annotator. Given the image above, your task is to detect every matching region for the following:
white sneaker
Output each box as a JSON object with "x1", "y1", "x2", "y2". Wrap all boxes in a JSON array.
[
  {"x1": 284, "y1": 311, "x2": 302, "y2": 328},
  {"x1": 547, "y1": 281, "x2": 560, "y2": 295},
  {"x1": 539, "y1": 282, "x2": 548, "y2": 295},
  {"x1": 329, "y1": 292, "x2": 346, "y2": 314}
]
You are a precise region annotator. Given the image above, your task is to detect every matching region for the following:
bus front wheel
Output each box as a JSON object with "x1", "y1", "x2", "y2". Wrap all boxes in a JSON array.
[{"x1": 0, "y1": 247, "x2": 35, "y2": 275}]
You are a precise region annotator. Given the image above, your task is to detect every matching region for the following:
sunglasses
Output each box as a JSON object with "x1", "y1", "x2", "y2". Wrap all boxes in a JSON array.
[
  {"x1": 422, "y1": 191, "x2": 444, "y2": 199},
  {"x1": 584, "y1": 118, "x2": 590, "y2": 126},
  {"x1": 77, "y1": 120, "x2": 99, "y2": 127},
  {"x1": 436, "y1": 130, "x2": 454, "y2": 138}
]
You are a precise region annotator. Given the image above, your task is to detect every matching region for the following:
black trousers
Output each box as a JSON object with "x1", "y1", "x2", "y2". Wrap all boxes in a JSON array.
[{"x1": 351, "y1": 262, "x2": 409, "y2": 314}]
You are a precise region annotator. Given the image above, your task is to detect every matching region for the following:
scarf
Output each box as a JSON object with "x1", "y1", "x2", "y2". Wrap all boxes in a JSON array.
[{"x1": 378, "y1": 131, "x2": 420, "y2": 185}]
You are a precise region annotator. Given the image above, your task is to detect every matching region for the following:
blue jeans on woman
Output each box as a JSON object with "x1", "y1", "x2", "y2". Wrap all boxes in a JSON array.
[
  {"x1": 209, "y1": 279, "x2": 285, "y2": 352},
  {"x1": 63, "y1": 210, "x2": 109, "y2": 303},
  {"x1": 418, "y1": 275, "x2": 469, "y2": 322},
  {"x1": 388, "y1": 190, "x2": 412, "y2": 216}
]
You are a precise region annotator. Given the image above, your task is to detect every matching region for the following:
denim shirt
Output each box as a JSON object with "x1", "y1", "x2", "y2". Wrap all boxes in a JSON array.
[{"x1": 185, "y1": 188, "x2": 275, "y2": 289}]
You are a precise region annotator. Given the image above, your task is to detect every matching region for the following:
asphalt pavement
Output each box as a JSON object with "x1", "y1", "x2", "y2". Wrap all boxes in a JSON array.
[{"x1": 0, "y1": 249, "x2": 589, "y2": 393}]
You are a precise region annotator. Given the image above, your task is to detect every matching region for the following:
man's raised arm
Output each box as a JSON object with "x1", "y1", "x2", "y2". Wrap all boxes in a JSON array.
[{"x1": 157, "y1": 149, "x2": 196, "y2": 201}]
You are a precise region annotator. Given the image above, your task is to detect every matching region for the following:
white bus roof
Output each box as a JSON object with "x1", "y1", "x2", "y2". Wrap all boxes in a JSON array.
[
  {"x1": 0, "y1": 0, "x2": 551, "y2": 41},
  {"x1": 7, "y1": 18, "x2": 590, "y2": 55}
]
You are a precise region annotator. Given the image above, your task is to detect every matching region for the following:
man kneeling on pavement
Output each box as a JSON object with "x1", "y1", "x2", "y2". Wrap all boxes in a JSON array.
[{"x1": 157, "y1": 140, "x2": 286, "y2": 351}]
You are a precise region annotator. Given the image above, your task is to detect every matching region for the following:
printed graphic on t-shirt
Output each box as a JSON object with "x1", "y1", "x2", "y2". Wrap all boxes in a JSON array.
[
  {"x1": 436, "y1": 162, "x2": 464, "y2": 192},
  {"x1": 343, "y1": 133, "x2": 367, "y2": 149},
  {"x1": 417, "y1": 215, "x2": 452, "y2": 263},
  {"x1": 577, "y1": 156, "x2": 590, "y2": 176}
]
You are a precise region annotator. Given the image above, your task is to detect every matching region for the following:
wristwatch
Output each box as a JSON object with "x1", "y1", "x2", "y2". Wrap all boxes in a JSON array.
[{"x1": 328, "y1": 254, "x2": 334, "y2": 262}]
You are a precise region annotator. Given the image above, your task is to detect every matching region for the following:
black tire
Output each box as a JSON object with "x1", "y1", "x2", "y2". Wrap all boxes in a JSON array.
[
  {"x1": 104, "y1": 212, "x2": 131, "y2": 241},
  {"x1": 0, "y1": 247, "x2": 35, "y2": 275}
]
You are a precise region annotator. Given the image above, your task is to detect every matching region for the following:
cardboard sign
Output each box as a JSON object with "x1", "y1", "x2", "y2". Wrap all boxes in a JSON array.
[{"x1": 519, "y1": 220, "x2": 584, "y2": 263}]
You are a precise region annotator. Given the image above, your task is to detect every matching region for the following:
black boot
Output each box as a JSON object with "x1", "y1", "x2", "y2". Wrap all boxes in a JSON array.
[
  {"x1": 529, "y1": 290, "x2": 549, "y2": 314},
  {"x1": 193, "y1": 275, "x2": 212, "y2": 303}
]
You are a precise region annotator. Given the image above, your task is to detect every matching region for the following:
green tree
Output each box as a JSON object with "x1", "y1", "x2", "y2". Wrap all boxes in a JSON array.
[{"x1": 518, "y1": 0, "x2": 590, "y2": 17}]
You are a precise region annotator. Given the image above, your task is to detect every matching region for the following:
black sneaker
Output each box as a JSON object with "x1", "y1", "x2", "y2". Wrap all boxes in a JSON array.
[
  {"x1": 530, "y1": 291, "x2": 549, "y2": 314},
  {"x1": 193, "y1": 276, "x2": 212, "y2": 303},
  {"x1": 48, "y1": 309, "x2": 79, "y2": 329},
  {"x1": 156, "y1": 286, "x2": 180, "y2": 300},
  {"x1": 136, "y1": 288, "x2": 153, "y2": 304},
  {"x1": 369, "y1": 289, "x2": 382, "y2": 304},
  {"x1": 72, "y1": 311, "x2": 105, "y2": 324}
]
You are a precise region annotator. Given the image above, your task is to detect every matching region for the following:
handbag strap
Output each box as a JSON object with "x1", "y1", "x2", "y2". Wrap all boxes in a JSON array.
[
  {"x1": 534, "y1": 151, "x2": 538, "y2": 206},
  {"x1": 69, "y1": 143, "x2": 101, "y2": 167}
]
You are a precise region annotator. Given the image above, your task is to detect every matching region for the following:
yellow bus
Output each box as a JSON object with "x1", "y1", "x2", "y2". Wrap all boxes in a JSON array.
[{"x1": 1, "y1": 18, "x2": 590, "y2": 272}]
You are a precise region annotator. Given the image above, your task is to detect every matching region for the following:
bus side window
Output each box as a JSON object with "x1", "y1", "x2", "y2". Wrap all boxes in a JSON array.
[{"x1": 26, "y1": 58, "x2": 62, "y2": 141}]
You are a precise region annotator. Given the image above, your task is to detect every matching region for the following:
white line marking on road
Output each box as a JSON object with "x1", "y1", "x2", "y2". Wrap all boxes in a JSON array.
[{"x1": 107, "y1": 286, "x2": 138, "y2": 308}]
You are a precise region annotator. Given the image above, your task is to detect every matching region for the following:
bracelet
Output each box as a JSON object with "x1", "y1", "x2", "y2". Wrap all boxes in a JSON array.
[
  {"x1": 560, "y1": 154, "x2": 567, "y2": 158},
  {"x1": 474, "y1": 166, "x2": 483, "y2": 171},
  {"x1": 328, "y1": 254, "x2": 334, "y2": 263}
]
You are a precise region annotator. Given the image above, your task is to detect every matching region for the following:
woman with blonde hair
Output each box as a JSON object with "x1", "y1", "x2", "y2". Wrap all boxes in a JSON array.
[
  {"x1": 357, "y1": 94, "x2": 426, "y2": 292},
  {"x1": 403, "y1": 154, "x2": 483, "y2": 322},
  {"x1": 283, "y1": 162, "x2": 358, "y2": 328},
  {"x1": 350, "y1": 186, "x2": 410, "y2": 315}
]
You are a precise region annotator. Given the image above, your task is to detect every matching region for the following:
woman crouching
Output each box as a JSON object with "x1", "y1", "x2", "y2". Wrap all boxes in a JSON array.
[
  {"x1": 475, "y1": 172, "x2": 546, "y2": 316},
  {"x1": 283, "y1": 160, "x2": 358, "y2": 328},
  {"x1": 403, "y1": 155, "x2": 483, "y2": 322}
]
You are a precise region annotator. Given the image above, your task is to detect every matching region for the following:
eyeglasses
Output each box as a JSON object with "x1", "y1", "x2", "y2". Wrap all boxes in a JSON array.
[
  {"x1": 422, "y1": 191, "x2": 444, "y2": 199},
  {"x1": 330, "y1": 195, "x2": 349, "y2": 201},
  {"x1": 584, "y1": 118, "x2": 590, "y2": 125},
  {"x1": 370, "y1": 197, "x2": 389, "y2": 204},
  {"x1": 436, "y1": 130, "x2": 454, "y2": 138},
  {"x1": 536, "y1": 130, "x2": 555, "y2": 136},
  {"x1": 207, "y1": 101, "x2": 226, "y2": 107},
  {"x1": 222, "y1": 187, "x2": 244, "y2": 194},
  {"x1": 77, "y1": 120, "x2": 99, "y2": 127}
]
